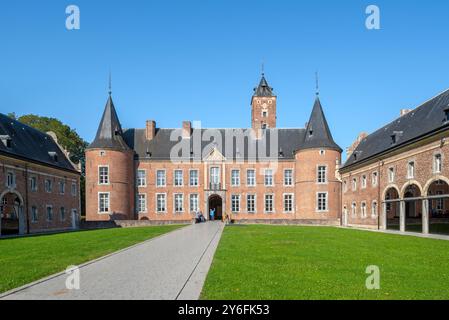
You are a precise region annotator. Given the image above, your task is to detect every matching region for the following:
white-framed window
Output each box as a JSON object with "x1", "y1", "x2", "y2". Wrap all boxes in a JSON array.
[
  {"x1": 352, "y1": 178, "x2": 357, "y2": 191},
  {"x1": 317, "y1": 193, "x2": 328, "y2": 212},
  {"x1": 231, "y1": 170, "x2": 240, "y2": 187},
  {"x1": 317, "y1": 166, "x2": 327, "y2": 184},
  {"x1": 372, "y1": 201, "x2": 378, "y2": 217},
  {"x1": 434, "y1": 154, "x2": 443, "y2": 174},
  {"x1": 190, "y1": 170, "x2": 199, "y2": 187},
  {"x1": 262, "y1": 110, "x2": 268, "y2": 118},
  {"x1": 231, "y1": 195, "x2": 240, "y2": 213},
  {"x1": 156, "y1": 170, "x2": 166, "y2": 187},
  {"x1": 247, "y1": 194, "x2": 256, "y2": 213},
  {"x1": 156, "y1": 193, "x2": 167, "y2": 213},
  {"x1": 99, "y1": 150, "x2": 106, "y2": 157},
  {"x1": 247, "y1": 169, "x2": 256, "y2": 187},
  {"x1": 6, "y1": 171, "x2": 15, "y2": 188},
  {"x1": 388, "y1": 167, "x2": 395, "y2": 183},
  {"x1": 137, "y1": 170, "x2": 146, "y2": 187},
  {"x1": 352, "y1": 202, "x2": 357, "y2": 217},
  {"x1": 45, "y1": 179, "x2": 53, "y2": 193},
  {"x1": 60, "y1": 207, "x2": 66, "y2": 221},
  {"x1": 264, "y1": 169, "x2": 273, "y2": 187},
  {"x1": 319, "y1": 149, "x2": 326, "y2": 156},
  {"x1": 284, "y1": 169, "x2": 293, "y2": 186},
  {"x1": 46, "y1": 206, "x2": 53, "y2": 222},
  {"x1": 71, "y1": 182, "x2": 77, "y2": 196},
  {"x1": 137, "y1": 194, "x2": 147, "y2": 213},
  {"x1": 98, "y1": 166, "x2": 109, "y2": 185},
  {"x1": 265, "y1": 194, "x2": 274, "y2": 213},
  {"x1": 174, "y1": 170, "x2": 183, "y2": 187},
  {"x1": 210, "y1": 167, "x2": 220, "y2": 185},
  {"x1": 31, "y1": 206, "x2": 38, "y2": 223},
  {"x1": 361, "y1": 202, "x2": 367, "y2": 218},
  {"x1": 174, "y1": 193, "x2": 184, "y2": 213},
  {"x1": 98, "y1": 192, "x2": 110, "y2": 213},
  {"x1": 343, "y1": 180, "x2": 348, "y2": 193},
  {"x1": 372, "y1": 172, "x2": 378, "y2": 187},
  {"x1": 59, "y1": 181, "x2": 65, "y2": 195},
  {"x1": 284, "y1": 194, "x2": 294, "y2": 213},
  {"x1": 361, "y1": 175, "x2": 367, "y2": 189},
  {"x1": 189, "y1": 194, "x2": 199, "y2": 212},
  {"x1": 407, "y1": 161, "x2": 415, "y2": 179},
  {"x1": 30, "y1": 176, "x2": 38, "y2": 192}
]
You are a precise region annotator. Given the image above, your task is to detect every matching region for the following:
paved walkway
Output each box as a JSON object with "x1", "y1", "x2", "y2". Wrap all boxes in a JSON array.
[
  {"x1": 0, "y1": 222, "x2": 224, "y2": 300},
  {"x1": 342, "y1": 226, "x2": 449, "y2": 241}
]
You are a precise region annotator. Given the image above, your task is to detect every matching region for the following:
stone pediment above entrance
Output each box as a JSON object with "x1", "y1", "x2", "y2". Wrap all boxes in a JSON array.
[{"x1": 203, "y1": 146, "x2": 226, "y2": 162}]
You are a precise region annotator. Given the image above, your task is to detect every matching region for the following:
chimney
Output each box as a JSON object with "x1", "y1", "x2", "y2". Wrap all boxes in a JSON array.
[
  {"x1": 400, "y1": 109, "x2": 412, "y2": 117},
  {"x1": 146, "y1": 120, "x2": 156, "y2": 140},
  {"x1": 346, "y1": 132, "x2": 368, "y2": 159},
  {"x1": 182, "y1": 121, "x2": 192, "y2": 138}
]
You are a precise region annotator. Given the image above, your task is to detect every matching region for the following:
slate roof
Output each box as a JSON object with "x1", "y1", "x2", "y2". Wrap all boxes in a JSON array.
[
  {"x1": 302, "y1": 97, "x2": 342, "y2": 152},
  {"x1": 122, "y1": 128, "x2": 306, "y2": 161},
  {"x1": 88, "y1": 95, "x2": 130, "y2": 150},
  {"x1": 0, "y1": 113, "x2": 78, "y2": 173},
  {"x1": 342, "y1": 88, "x2": 449, "y2": 169},
  {"x1": 253, "y1": 74, "x2": 275, "y2": 97}
]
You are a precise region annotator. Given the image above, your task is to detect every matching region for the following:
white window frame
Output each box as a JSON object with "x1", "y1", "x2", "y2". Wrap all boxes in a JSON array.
[
  {"x1": 98, "y1": 192, "x2": 110, "y2": 214},
  {"x1": 264, "y1": 169, "x2": 273, "y2": 187},
  {"x1": 407, "y1": 161, "x2": 415, "y2": 179},
  {"x1": 247, "y1": 194, "x2": 256, "y2": 213},
  {"x1": 98, "y1": 165, "x2": 109, "y2": 185},
  {"x1": 361, "y1": 201, "x2": 367, "y2": 218},
  {"x1": 210, "y1": 167, "x2": 221, "y2": 185},
  {"x1": 316, "y1": 192, "x2": 328, "y2": 212},
  {"x1": 189, "y1": 193, "x2": 199, "y2": 213},
  {"x1": 60, "y1": 207, "x2": 66, "y2": 221},
  {"x1": 361, "y1": 175, "x2": 367, "y2": 189},
  {"x1": 174, "y1": 193, "x2": 184, "y2": 213},
  {"x1": 317, "y1": 165, "x2": 327, "y2": 184},
  {"x1": 246, "y1": 169, "x2": 256, "y2": 187},
  {"x1": 45, "y1": 179, "x2": 53, "y2": 193},
  {"x1": 284, "y1": 169, "x2": 293, "y2": 187},
  {"x1": 31, "y1": 206, "x2": 38, "y2": 223},
  {"x1": 46, "y1": 205, "x2": 53, "y2": 222},
  {"x1": 388, "y1": 167, "x2": 395, "y2": 183},
  {"x1": 30, "y1": 176, "x2": 38, "y2": 192},
  {"x1": 264, "y1": 194, "x2": 274, "y2": 213},
  {"x1": 352, "y1": 202, "x2": 357, "y2": 217},
  {"x1": 189, "y1": 169, "x2": 199, "y2": 187},
  {"x1": 137, "y1": 193, "x2": 147, "y2": 213},
  {"x1": 434, "y1": 154, "x2": 443, "y2": 174},
  {"x1": 156, "y1": 193, "x2": 167, "y2": 213},
  {"x1": 71, "y1": 182, "x2": 77, "y2": 197},
  {"x1": 137, "y1": 169, "x2": 147, "y2": 187},
  {"x1": 6, "y1": 171, "x2": 16, "y2": 188},
  {"x1": 231, "y1": 194, "x2": 241, "y2": 213},
  {"x1": 283, "y1": 193, "x2": 294, "y2": 213},
  {"x1": 352, "y1": 178, "x2": 357, "y2": 191},
  {"x1": 174, "y1": 170, "x2": 184, "y2": 187},
  {"x1": 231, "y1": 169, "x2": 240, "y2": 187},
  {"x1": 156, "y1": 170, "x2": 167, "y2": 188},
  {"x1": 59, "y1": 181, "x2": 65, "y2": 195},
  {"x1": 372, "y1": 201, "x2": 378, "y2": 218},
  {"x1": 343, "y1": 180, "x2": 348, "y2": 193},
  {"x1": 372, "y1": 172, "x2": 378, "y2": 187}
]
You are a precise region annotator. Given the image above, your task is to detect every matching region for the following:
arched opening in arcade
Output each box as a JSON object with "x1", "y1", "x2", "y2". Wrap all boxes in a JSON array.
[
  {"x1": 0, "y1": 191, "x2": 24, "y2": 236},
  {"x1": 385, "y1": 187, "x2": 400, "y2": 231},
  {"x1": 427, "y1": 179, "x2": 449, "y2": 235},
  {"x1": 403, "y1": 184, "x2": 423, "y2": 233}
]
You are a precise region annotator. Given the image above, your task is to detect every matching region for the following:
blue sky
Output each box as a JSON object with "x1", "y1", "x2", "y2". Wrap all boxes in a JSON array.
[{"x1": 1, "y1": 0, "x2": 448, "y2": 160}]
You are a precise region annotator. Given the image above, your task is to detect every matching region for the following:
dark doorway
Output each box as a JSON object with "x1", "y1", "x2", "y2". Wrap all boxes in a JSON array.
[
  {"x1": 1, "y1": 193, "x2": 21, "y2": 235},
  {"x1": 208, "y1": 195, "x2": 223, "y2": 221}
]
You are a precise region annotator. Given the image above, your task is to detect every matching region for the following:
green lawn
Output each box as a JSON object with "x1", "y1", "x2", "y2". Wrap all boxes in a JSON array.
[
  {"x1": 0, "y1": 225, "x2": 184, "y2": 294},
  {"x1": 201, "y1": 225, "x2": 449, "y2": 300}
]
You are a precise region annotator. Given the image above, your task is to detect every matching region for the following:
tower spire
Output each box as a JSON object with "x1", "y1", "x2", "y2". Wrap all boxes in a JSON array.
[
  {"x1": 315, "y1": 71, "x2": 320, "y2": 96},
  {"x1": 261, "y1": 59, "x2": 265, "y2": 76},
  {"x1": 108, "y1": 71, "x2": 112, "y2": 96}
]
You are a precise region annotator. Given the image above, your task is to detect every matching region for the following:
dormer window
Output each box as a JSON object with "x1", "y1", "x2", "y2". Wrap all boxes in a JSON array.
[
  {"x1": 279, "y1": 148, "x2": 284, "y2": 158},
  {"x1": 444, "y1": 107, "x2": 449, "y2": 122},
  {"x1": 391, "y1": 134, "x2": 397, "y2": 144},
  {"x1": 48, "y1": 152, "x2": 58, "y2": 162},
  {"x1": 308, "y1": 126, "x2": 313, "y2": 136},
  {"x1": 1, "y1": 135, "x2": 12, "y2": 148}
]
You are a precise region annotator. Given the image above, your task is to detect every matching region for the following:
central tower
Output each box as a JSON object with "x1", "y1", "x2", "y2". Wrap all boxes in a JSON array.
[{"x1": 251, "y1": 73, "x2": 277, "y2": 130}]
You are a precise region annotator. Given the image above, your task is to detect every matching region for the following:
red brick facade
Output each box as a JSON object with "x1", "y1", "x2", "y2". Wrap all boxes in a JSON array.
[{"x1": 0, "y1": 154, "x2": 81, "y2": 236}]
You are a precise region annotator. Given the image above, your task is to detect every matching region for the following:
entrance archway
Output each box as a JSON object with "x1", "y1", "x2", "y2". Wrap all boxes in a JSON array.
[
  {"x1": 403, "y1": 184, "x2": 422, "y2": 233},
  {"x1": 427, "y1": 179, "x2": 449, "y2": 235},
  {"x1": 0, "y1": 191, "x2": 24, "y2": 236},
  {"x1": 208, "y1": 195, "x2": 223, "y2": 221},
  {"x1": 384, "y1": 187, "x2": 400, "y2": 231}
]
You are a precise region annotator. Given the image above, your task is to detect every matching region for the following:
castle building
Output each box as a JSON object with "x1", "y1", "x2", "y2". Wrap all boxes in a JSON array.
[
  {"x1": 340, "y1": 89, "x2": 449, "y2": 236},
  {"x1": 0, "y1": 114, "x2": 81, "y2": 236},
  {"x1": 86, "y1": 74, "x2": 343, "y2": 224}
]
